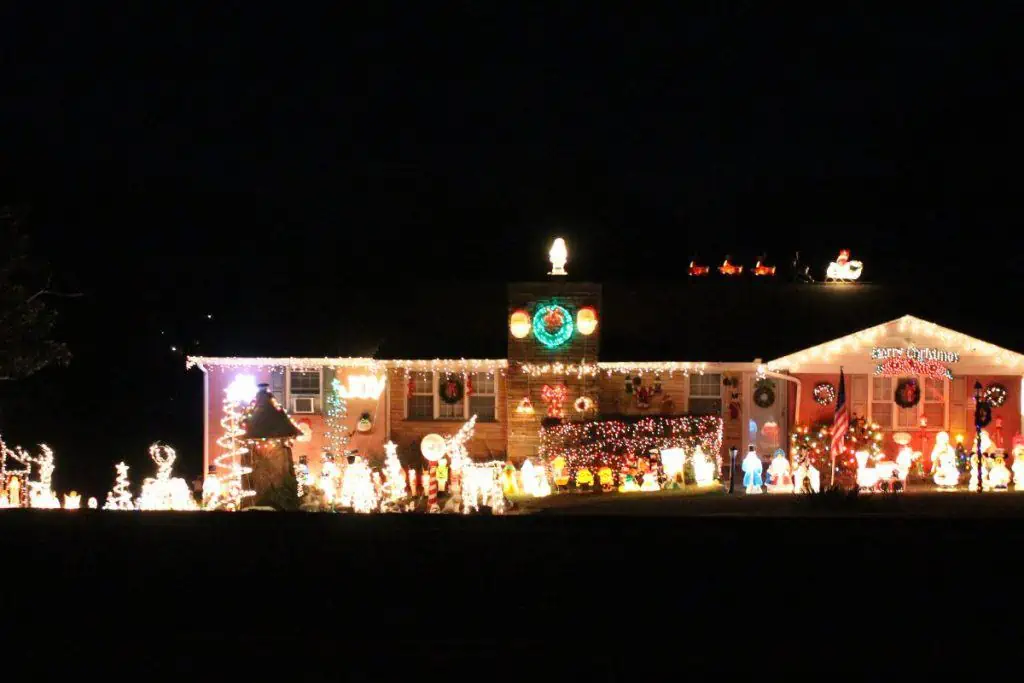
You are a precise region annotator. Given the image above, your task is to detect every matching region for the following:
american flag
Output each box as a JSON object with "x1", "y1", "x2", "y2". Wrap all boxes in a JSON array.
[{"x1": 830, "y1": 368, "x2": 849, "y2": 473}]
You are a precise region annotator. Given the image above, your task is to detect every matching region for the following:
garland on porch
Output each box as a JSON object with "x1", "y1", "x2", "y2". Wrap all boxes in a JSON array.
[{"x1": 538, "y1": 415, "x2": 723, "y2": 478}]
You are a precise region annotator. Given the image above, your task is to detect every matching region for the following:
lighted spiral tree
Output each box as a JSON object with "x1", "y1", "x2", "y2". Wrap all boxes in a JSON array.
[
  {"x1": 212, "y1": 375, "x2": 259, "y2": 510},
  {"x1": 324, "y1": 378, "x2": 350, "y2": 457},
  {"x1": 103, "y1": 462, "x2": 135, "y2": 510}
]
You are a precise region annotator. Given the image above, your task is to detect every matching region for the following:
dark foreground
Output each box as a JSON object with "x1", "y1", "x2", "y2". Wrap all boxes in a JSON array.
[{"x1": 2, "y1": 509, "x2": 1012, "y2": 676}]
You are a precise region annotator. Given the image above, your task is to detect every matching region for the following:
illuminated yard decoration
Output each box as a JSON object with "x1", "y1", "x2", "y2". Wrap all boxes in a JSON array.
[
  {"x1": 541, "y1": 384, "x2": 568, "y2": 418},
  {"x1": 532, "y1": 304, "x2": 574, "y2": 349},
  {"x1": 825, "y1": 249, "x2": 863, "y2": 281},
  {"x1": 548, "y1": 237, "x2": 568, "y2": 276},
  {"x1": 520, "y1": 459, "x2": 551, "y2": 497},
  {"x1": 137, "y1": 443, "x2": 199, "y2": 511},
  {"x1": 539, "y1": 415, "x2": 723, "y2": 480},
  {"x1": 688, "y1": 260, "x2": 709, "y2": 276},
  {"x1": 338, "y1": 458, "x2": 377, "y2": 513},
  {"x1": 462, "y1": 461, "x2": 505, "y2": 514},
  {"x1": 690, "y1": 445, "x2": 717, "y2": 487},
  {"x1": 212, "y1": 377, "x2": 258, "y2": 511},
  {"x1": 22, "y1": 444, "x2": 61, "y2": 509},
  {"x1": 103, "y1": 462, "x2": 135, "y2": 510}
]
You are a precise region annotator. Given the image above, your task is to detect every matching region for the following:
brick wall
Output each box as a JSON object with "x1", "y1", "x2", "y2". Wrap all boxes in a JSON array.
[
  {"x1": 387, "y1": 368, "x2": 508, "y2": 465},
  {"x1": 507, "y1": 281, "x2": 602, "y2": 462}
]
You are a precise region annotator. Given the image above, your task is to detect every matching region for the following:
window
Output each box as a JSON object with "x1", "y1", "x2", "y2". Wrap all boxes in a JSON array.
[
  {"x1": 871, "y1": 377, "x2": 893, "y2": 429},
  {"x1": 688, "y1": 373, "x2": 722, "y2": 416},
  {"x1": 405, "y1": 371, "x2": 499, "y2": 421},
  {"x1": 407, "y1": 372, "x2": 433, "y2": 420},
  {"x1": 288, "y1": 369, "x2": 322, "y2": 413},
  {"x1": 922, "y1": 377, "x2": 946, "y2": 427},
  {"x1": 469, "y1": 372, "x2": 497, "y2": 421},
  {"x1": 870, "y1": 375, "x2": 948, "y2": 430},
  {"x1": 438, "y1": 372, "x2": 466, "y2": 420},
  {"x1": 290, "y1": 371, "x2": 321, "y2": 395}
]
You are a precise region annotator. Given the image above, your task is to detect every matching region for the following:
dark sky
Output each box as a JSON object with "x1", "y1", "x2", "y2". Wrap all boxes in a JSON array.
[{"x1": 1, "y1": 5, "x2": 1021, "y2": 494}]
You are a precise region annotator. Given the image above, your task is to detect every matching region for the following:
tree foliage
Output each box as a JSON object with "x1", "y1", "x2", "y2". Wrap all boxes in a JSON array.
[{"x1": 0, "y1": 206, "x2": 74, "y2": 380}]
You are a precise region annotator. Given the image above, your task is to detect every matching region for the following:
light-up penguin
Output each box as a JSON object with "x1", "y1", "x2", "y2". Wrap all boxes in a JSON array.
[{"x1": 741, "y1": 446, "x2": 764, "y2": 494}]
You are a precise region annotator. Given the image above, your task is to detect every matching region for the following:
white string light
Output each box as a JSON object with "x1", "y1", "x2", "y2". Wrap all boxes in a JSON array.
[
  {"x1": 103, "y1": 462, "x2": 135, "y2": 510},
  {"x1": 137, "y1": 443, "x2": 199, "y2": 511}
]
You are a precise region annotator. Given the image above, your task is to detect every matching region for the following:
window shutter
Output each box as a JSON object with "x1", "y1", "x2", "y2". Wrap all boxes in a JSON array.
[
  {"x1": 850, "y1": 375, "x2": 868, "y2": 419},
  {"x1": 950, "y1": 377, "x2": 966, "y2": 433},
  {"x1": 271, "y1": 368, "x2": 285, "y2": 406}
]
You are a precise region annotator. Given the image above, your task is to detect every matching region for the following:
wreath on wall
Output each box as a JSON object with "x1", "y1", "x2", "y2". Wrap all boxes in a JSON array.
[
  {"x1": 753, "y1": 379, "x2": 776, "y2": 408},
  {"x1": 985, "y1": 383, "x2": 1008, "y2": 408},
  {"x1": 532, "y1": 304, "x2": 574, "y2": 349},
  {"x1": 813, "y1": 382, "x2": 836, "y2": 406},
  {"x1": 438, "y1": 375, "x2": 465, "y2": 405},
  {"x1": 894, "y1": 378, "x2": 921, "y2": 408}
]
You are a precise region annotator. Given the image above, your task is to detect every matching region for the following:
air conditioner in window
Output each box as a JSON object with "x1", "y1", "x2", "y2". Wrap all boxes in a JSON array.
[{"x1": 291, "y1": 396, "x2": 316, "y2": 414}]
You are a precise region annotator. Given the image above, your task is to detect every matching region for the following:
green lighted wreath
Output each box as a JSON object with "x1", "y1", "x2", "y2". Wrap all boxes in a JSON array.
[{"x1": 532, "y1": 304, "x2": 574, "y2": 349}]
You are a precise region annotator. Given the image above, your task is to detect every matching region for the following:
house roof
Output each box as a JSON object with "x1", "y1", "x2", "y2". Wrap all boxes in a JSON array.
[
  {"x1": 188, "y1": 279, "x2": 1024, "y2": 368},
  {"x1": 769, "y1": 314, "x2": 1024, "y2": 371}
]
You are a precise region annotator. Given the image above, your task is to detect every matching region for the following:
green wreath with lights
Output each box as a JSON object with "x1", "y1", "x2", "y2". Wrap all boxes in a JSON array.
[
  {"x1": 532, "y1": 304, "x2": 574, "y2": 349},
  {"x1": 438, "y1": 375, "x2": 464, "y2": 405},
  {"x1": 753, "y1": 379, "x2": 775, "y2": 408}
]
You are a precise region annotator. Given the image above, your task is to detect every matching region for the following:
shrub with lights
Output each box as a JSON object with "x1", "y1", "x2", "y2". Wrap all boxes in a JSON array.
[
  {"x1": 790, "y1": 415, "x2": 883, "y2": 482},
  {"x1": 538, "y1": 415, "x2": 723, "y2": 489}
]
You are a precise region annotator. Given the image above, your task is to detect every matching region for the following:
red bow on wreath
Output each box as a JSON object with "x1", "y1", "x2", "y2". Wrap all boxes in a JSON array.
[{"x1": 541, "y1": 384, "x2": 568, "y2": 418}]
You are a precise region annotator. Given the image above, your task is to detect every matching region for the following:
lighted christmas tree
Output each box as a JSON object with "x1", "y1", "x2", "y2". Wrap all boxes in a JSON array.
[
  {"x1": 213, "y1": 378, "x2": 257, "y2": 510},
  {"x1": 338, "y1": 457, "x2": 377, "y2": 513},
  {"x1": 324, "y1": 378, "x2": 350, "y2": 458},
  {"x1": 104, "y1": 462, "x2": 135, "y2": 510}
]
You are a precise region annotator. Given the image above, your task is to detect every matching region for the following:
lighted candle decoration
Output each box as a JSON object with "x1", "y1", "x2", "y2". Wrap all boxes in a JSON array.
[
  {"x1": 752, "y1": 259, "x2": 776, "y2": 276},
  {"x1": 688, "y1": 260, "x2": 710, "y2": 276},
  {"x1": 825, "y1": 249, "x2": 863, "y2": 281},
  {"x1": 548, "y1": 237, "x2": 568, "y2": 276}
]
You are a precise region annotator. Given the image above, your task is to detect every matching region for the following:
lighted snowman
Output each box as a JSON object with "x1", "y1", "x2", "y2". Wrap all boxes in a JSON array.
[
  {"x1": 988, "y1": 455, "x2": 1011, "y2": 491},
  {"x1": 931, "y1": 431, "x2": 960, "y2": 490},
  {"x1": 640, "y1": 470, "x2": 661, "y2": 492},
  {"x1": 1012, "y1": 439, "x2": 1024, "y2": 491}
]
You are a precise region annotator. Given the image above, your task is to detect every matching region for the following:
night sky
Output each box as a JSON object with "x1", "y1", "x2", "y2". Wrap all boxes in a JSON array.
[{"x1": 1, "y1": 5, "x2": 1021, "y2": 495}]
